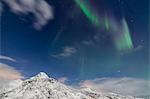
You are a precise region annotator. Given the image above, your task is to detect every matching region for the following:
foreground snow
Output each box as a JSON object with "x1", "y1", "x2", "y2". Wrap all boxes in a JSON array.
[{"x1": 0, "y1": 72, "x2": 140, "y2": 99}]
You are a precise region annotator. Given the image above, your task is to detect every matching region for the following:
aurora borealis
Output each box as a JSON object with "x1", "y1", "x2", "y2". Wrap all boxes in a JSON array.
[
  {"x1": 115, "y1": 18, "x2": 133, "y2": 52},
  {"x1": 74, "y1": 0, "x2": 100, "y2": 26},
  {"x1": 74, "y1": 0, "x2": 133, "y2": 52},
  {"x1": 0, "y1": 0, "x2": 149, "y2": 96}
]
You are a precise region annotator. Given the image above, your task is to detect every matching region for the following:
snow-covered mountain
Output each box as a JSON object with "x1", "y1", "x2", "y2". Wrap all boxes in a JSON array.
[
  {"x1": 0, "y1": 72, "x2": 140, "y2": 99},
  {"x1": 0, "y1": 79, "x2": 23, "y2": 94}
]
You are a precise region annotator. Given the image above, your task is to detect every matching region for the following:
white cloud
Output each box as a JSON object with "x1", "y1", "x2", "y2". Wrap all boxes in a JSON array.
[
  {"x1": 120, "y1": 45, "x2": 144, "y2": 55},
  {"x1": 133, "y1": 45, "x2": 143, "y2": 52},
  {"x1": 0, "y1": 55, "x2": 23, "y2": 93},
  {"x1": 60, "y1": 47, "x2": 77, "y2": 57},
  {"x1": 79, "y1": 77, "x2": 150, "y2": 96},
  {"x1": 0, "y1": 55, "x2": 16, "y2": 62},
  {"x1": 0, "y1": 63, "x2": 23, "y2": 80},
  {"x1": 58, "y1": 77, "x2": 68, "y2": 84},
  {"x1": 3, "y1": 0, "x2": 53, "y2": 30},
  {"x1": 82, "y1": 40, "x2": 95, "y2": 46},
  {"x1": 52, "y1": 46, "x2": 77, "y2": 58}
]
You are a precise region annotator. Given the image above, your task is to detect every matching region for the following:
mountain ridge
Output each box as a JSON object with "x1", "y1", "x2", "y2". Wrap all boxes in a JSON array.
[{"x1": 0, "y1": 72, "x2": 141, "y2": 99}]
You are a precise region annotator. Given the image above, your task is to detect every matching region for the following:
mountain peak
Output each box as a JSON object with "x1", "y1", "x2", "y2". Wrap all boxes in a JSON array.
[
  {"x1": 0, "y1": 72, "x2": 137, "y2": 99},
  {"x1": 35, "y1": 72, "x2": 49, "y2": 79}
]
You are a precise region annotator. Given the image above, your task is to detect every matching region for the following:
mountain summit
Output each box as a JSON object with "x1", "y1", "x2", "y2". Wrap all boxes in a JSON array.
[
  {"x1": 34, "y1": 72, "x2": 49, "y2": 79},
  {"x1": 0, "y1": 72, "x2": 138, "y2": 99}
]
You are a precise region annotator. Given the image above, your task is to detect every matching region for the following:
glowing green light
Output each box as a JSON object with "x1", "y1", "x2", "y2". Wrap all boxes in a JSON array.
[
  {"x1": 75, "y1": 0, "x2": 133, "y2": 52},
  {"x1": 75, "y1": 0, "x2": 100, "y2": 26},
  {"x1": 115, "y1": 18, "x2": 133, "y2": 52},
  {"x1": 123, "y1": 19, "x2": 133, "y2": 49},
  {"x1": 104, "y1": 16, "x2": 110, "y2": 31}
]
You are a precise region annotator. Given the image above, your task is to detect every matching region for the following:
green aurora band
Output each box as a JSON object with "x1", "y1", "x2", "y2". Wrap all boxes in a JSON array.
[
  {"x1": 115, "y1": 18, "x2": 133, "y2": 52},
  {"x1": 74, "y1": 0, "x2": 100, "y2": 26},
  {"x1": 74, "y1": 0, "x2": 133, "y2": 52}
]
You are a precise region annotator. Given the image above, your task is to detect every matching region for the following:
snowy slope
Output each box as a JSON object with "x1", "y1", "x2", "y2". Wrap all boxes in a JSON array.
[
  {"x1": 0, "y1": 79, "x2": 22, "y2": 94},
  {"x1": 0, "y1": 72, "x2": 139, "y2": 99},
  {"x1": 80, "y1": 87, "x2": 136, "y2": 99}
]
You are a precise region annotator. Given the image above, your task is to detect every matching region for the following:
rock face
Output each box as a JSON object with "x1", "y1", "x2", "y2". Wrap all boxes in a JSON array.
[{"x1": 0, "y1": 72, "x2": 138, "y2": 99}]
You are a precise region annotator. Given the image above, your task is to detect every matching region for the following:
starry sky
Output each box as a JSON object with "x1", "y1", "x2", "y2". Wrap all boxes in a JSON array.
[{"x1": 0, "y1": 0, "x2": 149, "y2": 83}]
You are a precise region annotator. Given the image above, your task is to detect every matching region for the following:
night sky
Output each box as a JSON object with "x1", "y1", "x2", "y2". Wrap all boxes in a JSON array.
[{"x1": 1, "y1": 0, "x2": 149, "y2": 83}]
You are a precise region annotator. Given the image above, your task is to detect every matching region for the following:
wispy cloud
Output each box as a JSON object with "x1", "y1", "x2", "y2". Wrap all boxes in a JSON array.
[
  {"x1": 120, "y1": 45, "x2": 143, "y2": 55},
  {"x1": 133, "y1": 45, "x2": 143, "y2": 52},
  {"x1": 0, "y1": 55, "x2": 23, "y2": 93},
  {"x1": 58, "y1": 77, "x2": 68, "y2": 84},
  {"x1": 79, "y1": 77, "x2": 150, "y2": 96},
  {"x1": 0, "y1": 63, "x2": 23, "y2": 80},
  {"x1": 82, "y1": 40, "x2": 95, "y2": 46},
  {"x1": 2, "y1": 0, "x2": 53, "y2": 30},
  {"x1": 0, "y1": 55, "x2": 16, "y2": 62},
  {"x1": 52, "y1": 46, "x2": 77, "y2": 58}
]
